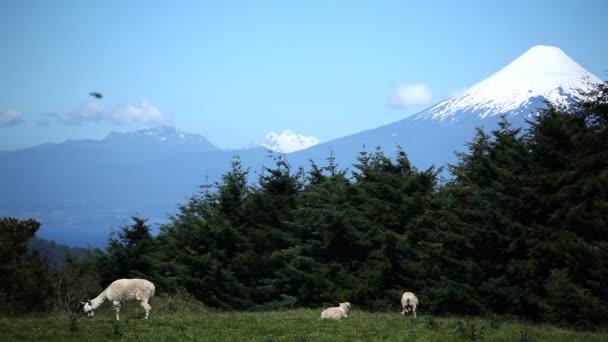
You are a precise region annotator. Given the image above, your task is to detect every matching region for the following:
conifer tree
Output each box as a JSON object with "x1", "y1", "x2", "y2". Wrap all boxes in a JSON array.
[
  {"x1": 514, "y1": 81, "x2": 608, "y2": 325},
  {"x1": 240, "y1": 153, "x2": 305, "y2": 306},
  {"x1": 429, "y1": 118, "x2": 530, "y2": 315},
  {"x1": 349, "y1": 147, "x2": 438, "y2": 310},
  {"x1": 284, "y1": 153, "x2": 361, "y2": 306},
  {"x1": 98, "y1": 216, "x2": 156, "y2": 284},
  {"x1": 0, "y1": 218, "x2": 52, "y2": 314},
  {"x1": 154, "y1": 157, "x2": 252, "y2": 309}
]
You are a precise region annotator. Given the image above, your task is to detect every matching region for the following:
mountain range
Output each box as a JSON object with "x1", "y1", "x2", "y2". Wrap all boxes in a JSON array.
[{"x1": 1, "y1": 45, "x2": 602, "y2": 247}]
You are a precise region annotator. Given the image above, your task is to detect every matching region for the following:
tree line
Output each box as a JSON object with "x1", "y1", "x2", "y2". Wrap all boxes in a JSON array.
[{"x1": 1, "y1": 81, "x2": 606, "y2": 328}]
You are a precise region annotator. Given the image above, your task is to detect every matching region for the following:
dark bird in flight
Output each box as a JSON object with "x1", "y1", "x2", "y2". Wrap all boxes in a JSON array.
[{"x1": 89, "y1": 92, "x2": 103, "y2": 99}]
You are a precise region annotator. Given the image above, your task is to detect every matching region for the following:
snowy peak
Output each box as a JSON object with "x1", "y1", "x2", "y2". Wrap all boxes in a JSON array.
[
  {"x1": 257, "y1": 129, "x2": 320, "y2": 153},
  {"x1": 104, "y1": 127, "x2": 220, "y2": 151},
  {"x1": 416, "y1": 45, "x2": 602, "y2": 121},
  {"x1": 495, "y1": 45, "x2": 590, "y2": 83},
  {"x1": 108, "y1": 127, "x2": 207, "y2": 143}
]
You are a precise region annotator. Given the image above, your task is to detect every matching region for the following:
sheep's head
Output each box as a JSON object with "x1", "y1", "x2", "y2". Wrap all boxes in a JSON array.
[
  {"x1": 81, "y1": 301, "x2": 94, "y2": 317},
  {"x1": 339, "y1": 302, "x2": 351, "y2": 314}
]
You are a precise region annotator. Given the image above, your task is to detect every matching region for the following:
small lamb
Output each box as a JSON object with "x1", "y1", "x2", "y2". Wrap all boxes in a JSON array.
[
  {"x1": 82, "y1": 278, "x2": 155, "y2": 320},
  {"x1": 401, "y1": 291, "x2": 419, "y2": 318},
  {"x1": 321, "y1": 302, "x2": 351, "y2": 320}
]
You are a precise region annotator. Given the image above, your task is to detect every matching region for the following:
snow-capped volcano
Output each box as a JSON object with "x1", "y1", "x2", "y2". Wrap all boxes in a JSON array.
[
  {"x1": 415, "y1": 45, "x2": 602, "y2": 121},
  {"x1": 257, "y1": 129, "x2": 320, "y2": 153},
  {"x1": 292, "y1": 45, "x2": 603, "y2": 171}
]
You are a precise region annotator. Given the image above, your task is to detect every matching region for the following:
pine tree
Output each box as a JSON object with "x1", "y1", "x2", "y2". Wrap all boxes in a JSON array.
[
  {"x1": 348, "y1": 147, "x2": 438, "y2": 310},
  {"x1": 154, "y1": 156, "x2": 254, "y2": 309},
  {"x1": 0, "y1": 217, "x2": 52, "y2": 314},
  {"x1": 429, "y1": 118, "x2": 531, "y2": 315},
  {"x1": 282, "y1": 153, "x2": 361, "y2": 307},
  {"x1": 98, "y1": 216, "x2": 156, "y2": 285},
  {"x1": 515, "y1": 81, "x2": 608, "y2": 325},
  {"x1": 239, "y1": 153, "x2": 305, "y2": 307}
]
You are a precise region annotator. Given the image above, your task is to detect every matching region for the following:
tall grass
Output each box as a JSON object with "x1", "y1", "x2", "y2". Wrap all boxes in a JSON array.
[{"x1": 0, "y1": 295, "x2": 606, "y2": 341}]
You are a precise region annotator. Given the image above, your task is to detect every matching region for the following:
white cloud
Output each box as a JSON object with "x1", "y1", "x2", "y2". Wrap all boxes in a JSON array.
[
  {"x1": 45, "y1": 100, "x2": 172, "y2": 127},
  {"x1": 389, "y1": 83, "x2": 433, "y2": 109},
  {"x1": 49, "y1": 101, "x2": 105, "y2": 125},
  {"x1": 110, "y1": 101, "x2": 173, "y2": 126},
  {"x1": 0, "y1": 109, "x2": 25, "y2": 127}
]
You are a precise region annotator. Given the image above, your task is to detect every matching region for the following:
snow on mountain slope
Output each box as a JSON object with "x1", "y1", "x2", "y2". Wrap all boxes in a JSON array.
[
  {"x1": 257, "y1": 129, "x2": 320, "y2": 153},
  {"x1": 109, "y1": 127, "x2": 215, "y2": 144},
  {"x1": 98, "y1": 127, "x2": 221, "y2": 154},
  {"x1": 291, "y1": 45, "x2": 603, "y2": 172},
  {"x1": 415, "y1": 45, "x2": 602, "y2": 121}
]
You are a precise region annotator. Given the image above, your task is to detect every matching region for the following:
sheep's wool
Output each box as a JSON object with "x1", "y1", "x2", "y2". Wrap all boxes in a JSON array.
[
  {"x1": 84, "y1": 278, "x2": 155, "y2": 320},
  {"x1": 401, "y1": 292, "x2": 419, "y2": 318},
  {"x1": 321, "y1": 302, "x2": 351, "y2": 320}
]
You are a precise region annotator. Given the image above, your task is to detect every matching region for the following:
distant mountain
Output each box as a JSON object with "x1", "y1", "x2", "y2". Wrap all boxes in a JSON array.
[
  {"x1": 256, "y1": 129, "x2": 320, "y2": 153},
  {"x1": 1, "y1": 45, "x2": 602, "y2": 247},
  {"x1": 289, "y1": 45, "x2": 602, "y2": 170},
  {"x1": 414, "y1": 45, "x2": 598, "y2": 121},
  {"x1": 0, "y1": 128, "x2": 268, "y2": 247},
  {"x1": 30, "y1": 127, "x2": 220, "y2": 157},
  {"x1": 105, "y1": 127, "x2": 218, "y2": 147},
  {"x1": 28, "y1": 236, "x2": 90, "y2": 268}
]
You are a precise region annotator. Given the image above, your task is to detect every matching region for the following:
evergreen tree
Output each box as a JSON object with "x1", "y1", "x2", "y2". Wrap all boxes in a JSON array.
[
  {"x1": 0, "y1": 218, "x2": 52, "y2": 314},
  {"x1": 309, "y1": 147, "x2": 437, "y2": 310},
  {"x1": 98, "y1": 216, "x2": 156, "y2": 285},
  {"x1": 445, "y1": 119, "x2": 531, "y2": 315},
  {"x1": 154, "y1": 156, "x2": 252, "y2": 309},
  {"x1": 216, "y1": 156, "x2": 250, "y2": 228},
  {"x1": 514, "y1": 81, "x2": 608, "y2": 325},
  {"x1": 282, "y1": 153, "x2": 361, "y2": 307},
  {"x1": 241, "y1": 153, "x2": 305, "y2": 307},
  {"x1": 410, "y1": 117, "x2": 534, "y2": 315}
]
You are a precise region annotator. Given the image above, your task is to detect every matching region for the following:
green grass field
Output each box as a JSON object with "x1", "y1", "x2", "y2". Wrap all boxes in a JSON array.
[{"x1": 0, "y1": 296, "x2": 606, "y2": 341}]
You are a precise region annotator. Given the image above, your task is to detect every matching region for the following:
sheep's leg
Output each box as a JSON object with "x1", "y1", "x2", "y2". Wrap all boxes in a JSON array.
[
  {"x1": 403, "y1": 306, "x2": 414, "y2": 317},
  {"x1": 113, "y1": 301, "x2": 121, "y2": 320},
  {"x1": 141, "y1": 300, "x2": 151, "y2": 319}
]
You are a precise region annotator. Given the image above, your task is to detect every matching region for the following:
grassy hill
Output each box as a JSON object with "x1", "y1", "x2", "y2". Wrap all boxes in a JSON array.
[{"x1": 0, "y1": 296, "x2": 605, "y2": 341}]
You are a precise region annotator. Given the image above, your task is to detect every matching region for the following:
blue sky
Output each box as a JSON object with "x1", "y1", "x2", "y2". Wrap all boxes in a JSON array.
[{"x1": 1, "y1": 0, "x2": 606, "y2": 150}]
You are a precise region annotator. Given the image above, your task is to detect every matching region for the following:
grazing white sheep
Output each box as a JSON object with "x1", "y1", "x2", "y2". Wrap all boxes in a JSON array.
[
  {"x1": 401, "y1": 291, "x2": 419, "y2": 318},
  {"x1": 321, "y1": 302, "x2": 351, "y2": 320},
  {"x1": 82, "y1": 278, "x2": 155, "y2": 320}
]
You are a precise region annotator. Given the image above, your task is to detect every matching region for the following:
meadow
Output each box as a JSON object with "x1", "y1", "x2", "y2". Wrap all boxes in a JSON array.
[{"x1": 0, "y1": 296, "x2": 606, "y2": 341}]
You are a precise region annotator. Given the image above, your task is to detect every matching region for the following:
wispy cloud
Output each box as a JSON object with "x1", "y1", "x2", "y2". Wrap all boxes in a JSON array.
[
  {"x1": 0, "y1": 109, "x2": 25, "y2": 127},
  {"x1": 389, "y1": 83, "x2": 433, "y2": 109},
  {"x1": 44, "y1": 100, "x2": 173, "y2": 127},
  {"x1": 48, "y1": 101, "x2": 105, "y2": 125},
  {"x1": 110, "y1": 101, "x2": 173, "y2": 126}
]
